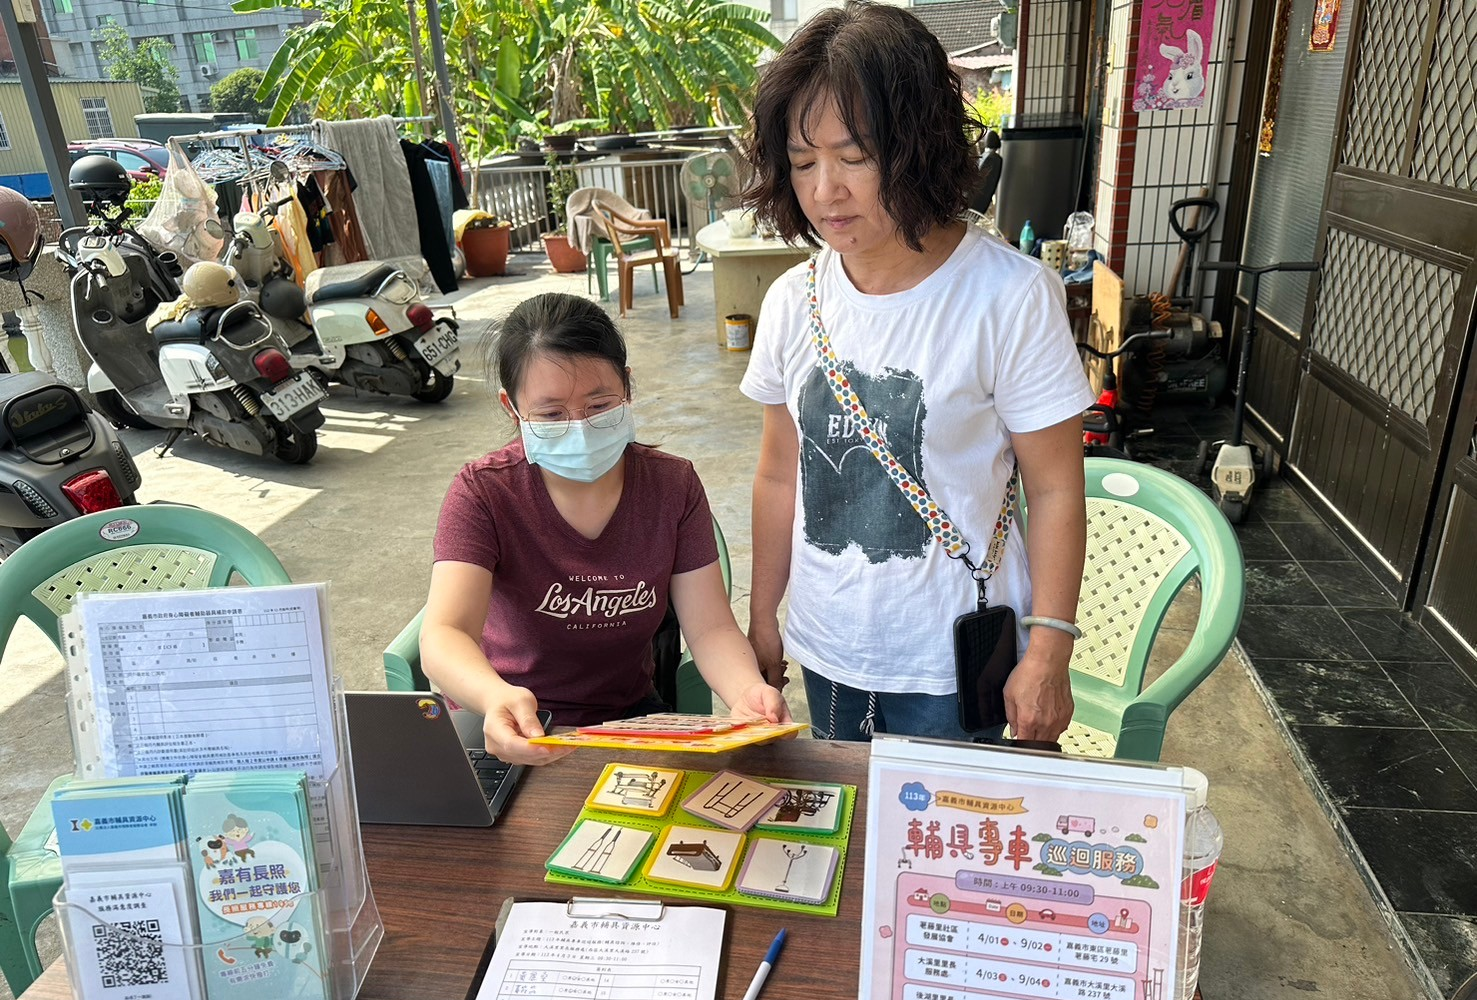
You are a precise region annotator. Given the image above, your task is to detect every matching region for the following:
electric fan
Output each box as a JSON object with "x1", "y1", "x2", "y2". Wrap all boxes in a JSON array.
[{"x1": 682, "y1": 151, "x2": 743, "y2": 227}]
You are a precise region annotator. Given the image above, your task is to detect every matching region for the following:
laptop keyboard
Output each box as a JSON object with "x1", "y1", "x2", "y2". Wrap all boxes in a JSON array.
[{"x1": 467, "y1": 748, "x2": 515, "y2": 807}]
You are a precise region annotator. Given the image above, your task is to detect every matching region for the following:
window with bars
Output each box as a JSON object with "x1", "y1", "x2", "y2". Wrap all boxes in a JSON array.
[
  {"x1": 80, "y1": 97, "x2": 113, "y2": 139},
  {"x1": 236, "y1": 28, "x2": 258, "y2": 60},
  {"x1": 0, "y1": 113, "x2": 10, "y2": 151},
  {"x1": 193, "y1": 33, "x2": 217, "y2": 65}
]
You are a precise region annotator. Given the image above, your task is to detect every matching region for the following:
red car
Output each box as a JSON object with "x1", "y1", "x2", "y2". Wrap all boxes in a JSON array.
[{"x1": 66, "y1": 139, "x2": 170, "y2": 181}]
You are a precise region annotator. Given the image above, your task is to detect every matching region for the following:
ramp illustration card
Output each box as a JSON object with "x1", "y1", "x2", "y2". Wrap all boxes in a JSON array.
[
  {"x1": 585, "y1": 763, "x2": 684, "y2": 817},
  {"x1": 737, "y1": 838, "x2": 840, "y2": 905},
  {"x1": 755, "y1": 781, "x2": 845, "y2": 835},
  {"x1": 546, "y1": 820, "x2": 653, "y2": 884},
  {"x1": 680, "y1": 771, "x2": 785, "y2": 832},
  {"x1": 643, "y1": 825, "x2": 745, "y2": 892}
]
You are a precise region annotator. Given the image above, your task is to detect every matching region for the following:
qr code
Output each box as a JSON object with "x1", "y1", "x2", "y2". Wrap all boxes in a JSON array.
[{"x1": 92, "y1": 919, "x2": 167, "y2": 988}]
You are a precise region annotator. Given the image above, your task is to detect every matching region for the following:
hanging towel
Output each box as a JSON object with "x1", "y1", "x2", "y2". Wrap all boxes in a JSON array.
[
  {"x1": 313, "y1": 116, "x2": 420, "y2": 262},
  {"x1": 400, "y1": 139, "x2": 458, "y2": 293},
  {"x1": 565, "y1": 187, "x2": 652, "y2": 253}
]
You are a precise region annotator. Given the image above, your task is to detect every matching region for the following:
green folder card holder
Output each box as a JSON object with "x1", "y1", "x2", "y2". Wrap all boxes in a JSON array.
[{"x1": 545, "y1": 769, "x2": 856, "y2": 918}]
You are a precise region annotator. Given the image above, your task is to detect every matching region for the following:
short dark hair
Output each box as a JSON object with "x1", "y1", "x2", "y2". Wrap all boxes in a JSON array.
[
  {"x1": 491, "y1": 293, "x2": 630, "y2": 408},
  {"x1": 742, "y1": 0, "x2": 981, "y2": 252}
]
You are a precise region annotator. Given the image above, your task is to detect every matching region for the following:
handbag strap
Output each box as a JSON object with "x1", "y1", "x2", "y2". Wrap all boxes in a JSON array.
[{"x1": 805, "y1": 256, "x2": 1018, "y2": 594}]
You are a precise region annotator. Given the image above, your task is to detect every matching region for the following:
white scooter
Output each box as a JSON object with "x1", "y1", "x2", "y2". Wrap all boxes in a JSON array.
[{"x1": 225, "y1": 208, "x2": 459, "y2": 402}]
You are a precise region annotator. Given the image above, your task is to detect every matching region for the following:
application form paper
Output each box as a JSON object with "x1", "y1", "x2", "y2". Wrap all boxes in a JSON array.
[
  {"x1": 473, "y1": 901, "x2": 725, "y2": 1000},
  {"x1": 77, "y1": 585, "x2": 336, "y2": 781}
]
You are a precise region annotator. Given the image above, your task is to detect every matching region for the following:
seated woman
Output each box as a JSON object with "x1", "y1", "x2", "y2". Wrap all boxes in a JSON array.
[{"x1": 421, "y1": 292, "x2": 791, "y2": 765}]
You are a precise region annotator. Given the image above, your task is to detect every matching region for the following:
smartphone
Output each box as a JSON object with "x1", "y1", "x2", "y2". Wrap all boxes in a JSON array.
[{"x1": 954, "y1": 604, "x2": 1018, "y2": 732}]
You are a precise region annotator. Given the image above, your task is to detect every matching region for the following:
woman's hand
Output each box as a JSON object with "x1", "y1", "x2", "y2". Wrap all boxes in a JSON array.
[
  {"x1": 1003, "y1": 646, "x2": 1074, "y2": 742},
  {"x1": 747, "y1": 621, "x2": 789, "y2": 689},
  {"x1": 729, "y1": 681, "x2": 794, "y2": 725},
  {"x1": 481, "y1": 684, "x2": 575, "y2": 766}
]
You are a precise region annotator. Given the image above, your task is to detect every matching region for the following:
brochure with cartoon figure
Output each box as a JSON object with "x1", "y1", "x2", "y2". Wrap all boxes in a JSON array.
[
  {"x1": 861, "y1": 737, "x2": 1191, "y2": 1000},
  {"x1": 184, "y1": 771, "x2": 328, "y2": 1000}
]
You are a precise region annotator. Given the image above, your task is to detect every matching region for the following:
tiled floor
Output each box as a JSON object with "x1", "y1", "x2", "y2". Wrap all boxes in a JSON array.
[{"x1": 1132, "y1": 405, "x2": 1477, "y2": 998}]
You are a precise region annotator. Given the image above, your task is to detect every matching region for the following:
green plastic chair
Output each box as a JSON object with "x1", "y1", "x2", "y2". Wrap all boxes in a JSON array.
[
  {"x1": 1008, "y1": 458, "x2": 1245, "y2": 762},
  {"x1": 384, "y1": 517, "x2": 731, "y2": 715},
  {"x1": 0, "y1": 505, "x2": 291, "y2": 995}
]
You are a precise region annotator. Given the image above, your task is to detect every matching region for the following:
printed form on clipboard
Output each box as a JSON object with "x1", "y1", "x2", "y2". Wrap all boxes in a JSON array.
[{"x1": 468, "y1": 898, "x2": 727, "y2": 1000}]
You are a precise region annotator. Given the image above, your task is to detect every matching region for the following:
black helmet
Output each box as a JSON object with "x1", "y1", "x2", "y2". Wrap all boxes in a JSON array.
[{"x1": 68, "y1": 154, "x2": 131, "y2": 209}]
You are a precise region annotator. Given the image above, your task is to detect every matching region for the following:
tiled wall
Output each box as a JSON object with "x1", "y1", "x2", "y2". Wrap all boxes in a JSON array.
[{"x1": 1075, "y1": 0, "x2": 1255, "y2": 316}]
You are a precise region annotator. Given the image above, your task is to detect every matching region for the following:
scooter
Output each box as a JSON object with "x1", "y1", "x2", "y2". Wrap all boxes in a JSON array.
[
  {"x1": 1196, "y1": 257, "x2": 1321, "y2": 523},
  {"x1": 0, "y1": 183, "x2": 139, "y2": 558},
  {"x1": 56, "y1": 158, "x2": 326, "y2": 464},
  {"x1": 225, "y1": 207, "x2": 459, "y2": 402},
  {"x1": 1079, "y1": 329, "x2": 1173, "y2": 459}
]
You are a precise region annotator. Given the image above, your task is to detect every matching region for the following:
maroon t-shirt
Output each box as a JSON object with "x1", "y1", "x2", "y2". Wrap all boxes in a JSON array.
[{"x1": 432, "y1": 441, "x2": 719, "y2": 726}]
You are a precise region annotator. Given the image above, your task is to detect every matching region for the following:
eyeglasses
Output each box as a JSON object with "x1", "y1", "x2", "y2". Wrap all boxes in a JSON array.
[{"x1": 519, "y1": 398, "x2": 629, "y2": 439}]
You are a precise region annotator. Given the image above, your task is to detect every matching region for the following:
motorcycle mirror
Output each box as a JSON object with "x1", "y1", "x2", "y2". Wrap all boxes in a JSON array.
[{"x1": 204, "y1": 219, "x2": 225, "y2": 240}]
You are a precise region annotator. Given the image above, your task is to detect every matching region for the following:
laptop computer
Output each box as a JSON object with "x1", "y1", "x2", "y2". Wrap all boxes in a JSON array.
[{"x1": 344, "y1": 691, "x2": 549, "y2": 827}]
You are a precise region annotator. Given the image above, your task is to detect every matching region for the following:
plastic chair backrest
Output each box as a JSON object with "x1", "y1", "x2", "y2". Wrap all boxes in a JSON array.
[
  {"x1": 0, "y1": 505, "x2": 292, "y2": 659},
  {"x1": 383, "y1": 515, "x2": 733, "y2": 693},
  {"x1": 1066, "y1": 459, "x2": 1245, "y2": 760}
]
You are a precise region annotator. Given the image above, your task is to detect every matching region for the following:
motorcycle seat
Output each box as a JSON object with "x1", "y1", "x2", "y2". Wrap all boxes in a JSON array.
[
  {"x1": 152, "y1": 308, "x2": 225, "y2": 345},
  {"x1": 305, "y1": 262, "x2": 400, "y2": 305}
]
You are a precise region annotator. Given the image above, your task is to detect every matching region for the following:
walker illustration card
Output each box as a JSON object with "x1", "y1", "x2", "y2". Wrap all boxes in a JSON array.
[
  {"x1": 585, "y1": 762, "x2": 684, "y2": 817},
  {"x1": 183, "y1": 771, "x2": 328, "y2": 1000},
  {"x1": 643, "y1": 825, "x2": 745, "y2": 892},
  {"x1": 681, "y1": 770, "x2": 786, "y2": 832},
  {"x1": 737, "y1": 838, "x2": 840, "y2": 905},
  {"x1": 546, "y1": 820, "x2": 653, "y2": 884},
  {"x1": 756, "y1": 780, "x2": 846, "y2": 835},
  {"x1": 860, "y1": 738, "x2": 1189, "y2": 1000}
]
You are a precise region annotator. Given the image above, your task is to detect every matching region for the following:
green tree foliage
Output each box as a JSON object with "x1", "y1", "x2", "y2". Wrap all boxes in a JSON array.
[
  {"x1": 211, "y1": 67, "x2": 273, "y2": 119},
  {"x1": 234, "y1": 0, "x2": 777, "y2": 155},
  {"x1": 95, "y1": 24, "x2": 182, "y2": 114}
]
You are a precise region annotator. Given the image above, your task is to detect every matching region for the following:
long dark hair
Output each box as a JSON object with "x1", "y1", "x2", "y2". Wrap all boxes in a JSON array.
[
  {"x1": 742, "y1": 0, "x2": 981, "y2": 252},
  {"x1": 490, "y1": 292, "x2": 631, "y2": 408}
]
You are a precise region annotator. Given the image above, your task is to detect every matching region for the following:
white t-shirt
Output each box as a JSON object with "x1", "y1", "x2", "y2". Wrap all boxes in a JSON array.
[{"x1": 740, "y1": 224, "x2": 1096, "y2": 694}]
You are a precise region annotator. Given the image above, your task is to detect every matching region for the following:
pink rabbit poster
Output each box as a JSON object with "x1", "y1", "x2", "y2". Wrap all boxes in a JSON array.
[{"x1": 1132, "y1": 0, "x2": 1219, "y2": 111}]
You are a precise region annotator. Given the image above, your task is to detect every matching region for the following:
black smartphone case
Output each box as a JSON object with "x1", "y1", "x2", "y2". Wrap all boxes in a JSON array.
[{"x1": 954, "y1": 604, "x2": 1018, "y2": 732}]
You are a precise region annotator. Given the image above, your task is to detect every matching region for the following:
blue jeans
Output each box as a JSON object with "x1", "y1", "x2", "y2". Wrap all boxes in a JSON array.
[{"x1": 802, "y1": 667, "x2": 1004, "y2": 743}]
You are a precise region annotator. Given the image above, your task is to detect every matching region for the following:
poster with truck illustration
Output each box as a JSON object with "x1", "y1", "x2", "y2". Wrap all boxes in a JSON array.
[{"x1": 861, "y1": 737, "x2": 1191, "y2": 1000}]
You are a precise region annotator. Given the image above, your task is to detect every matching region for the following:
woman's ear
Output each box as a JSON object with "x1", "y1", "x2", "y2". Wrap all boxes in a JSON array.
[{"x1": 498, "y1": 389, "x2": 518, "y2": 421}]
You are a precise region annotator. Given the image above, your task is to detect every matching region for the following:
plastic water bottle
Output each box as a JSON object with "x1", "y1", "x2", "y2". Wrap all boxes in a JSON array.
[
  {"x1": 1018, "y1": 219, "x2": 1035, "y2": 254},
  {"x1": 1177, "y1": 767, "x2": 1223, "y2": 999}
]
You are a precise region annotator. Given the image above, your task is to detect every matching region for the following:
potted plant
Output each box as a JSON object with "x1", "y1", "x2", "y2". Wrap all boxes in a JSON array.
[
  {"x1": 462, "y1": 214, "x2": 514, "y2": 277},
  {"x1": 541, "y1": 152, "x2": 588, "y2": 274}
]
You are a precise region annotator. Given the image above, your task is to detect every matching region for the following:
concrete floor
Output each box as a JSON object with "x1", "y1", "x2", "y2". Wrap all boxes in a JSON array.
[{"x1": 0, "y1": 256, "x2": 1429, "y2": 999}]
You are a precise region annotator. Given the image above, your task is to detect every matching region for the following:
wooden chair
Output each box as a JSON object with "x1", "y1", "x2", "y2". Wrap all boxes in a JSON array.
[{"x1": 597, "y1": 207, "x2": 684, "y2": 319}]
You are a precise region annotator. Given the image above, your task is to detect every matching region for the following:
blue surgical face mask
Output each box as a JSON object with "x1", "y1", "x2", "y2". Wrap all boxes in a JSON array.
[{"x1": 518, "y1": 403, "x2": 635, "y2": 483}]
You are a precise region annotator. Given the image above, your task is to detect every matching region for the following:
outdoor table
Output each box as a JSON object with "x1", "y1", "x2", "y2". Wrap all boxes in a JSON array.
[
  {"x1": 19, "y1": 739, "x2": 1208, "y2": 999},
  {"x1": 695, "y1": 221, "x2": 811, "y2": 348}
]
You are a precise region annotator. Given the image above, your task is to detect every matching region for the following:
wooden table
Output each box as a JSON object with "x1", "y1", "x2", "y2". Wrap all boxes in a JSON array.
[
  {"x1": 22, "y1": 740, "x2": 870, "y2": 1000},
  {"x1": 694, "y1": 221, "x2": 811, "y2": 348}
]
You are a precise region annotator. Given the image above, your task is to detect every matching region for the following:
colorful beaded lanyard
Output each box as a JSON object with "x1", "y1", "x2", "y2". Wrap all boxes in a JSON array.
[{"x1": 805, "y1": 256, "x2": 1019, "y2": 604}]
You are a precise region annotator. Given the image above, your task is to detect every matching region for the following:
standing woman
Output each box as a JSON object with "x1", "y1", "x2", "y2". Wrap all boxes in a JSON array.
[{"x1": 740, "y1": 0, "x2": 1095, "y2": 742}]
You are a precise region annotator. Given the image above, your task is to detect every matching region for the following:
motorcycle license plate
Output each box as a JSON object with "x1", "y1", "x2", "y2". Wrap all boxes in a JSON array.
[
  {"x1": 414, "y1": 323, "x2": 460, "y2": 375},
  {"x1": 262, "y1": 372, "x2": 328, "y2": 421}
]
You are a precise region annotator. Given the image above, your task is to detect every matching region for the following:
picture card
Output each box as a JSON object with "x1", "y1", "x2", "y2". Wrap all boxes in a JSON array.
[
  {"x1": 681, "y1": 770, "x2": 786, "y2": 832},
  {"x1": 737, "y1": 838, "x2": 840, "y2": 905},
  {"x1": 755, "y1": 781, "x2": 846, "y2": 835},
  {"x1": 546, "y1": 820, "x2": 653, "y2": 884},
  {"x1": 585, "y1": 762, "x2": 684, "y2": 817},
  {"x1": 643, "y1": 825, "x2": 745, "y2": 891}
]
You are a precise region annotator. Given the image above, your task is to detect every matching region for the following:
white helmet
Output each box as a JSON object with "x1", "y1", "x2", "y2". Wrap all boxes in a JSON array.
[{"x1": 181, "y1": 261, "x2": 241, "y2": 307}]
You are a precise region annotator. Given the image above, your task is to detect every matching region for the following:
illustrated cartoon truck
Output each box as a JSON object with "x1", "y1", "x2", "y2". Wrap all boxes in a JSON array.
[{"x1": 1056, "y1": 815, "x2": 1096, "y2": 836}]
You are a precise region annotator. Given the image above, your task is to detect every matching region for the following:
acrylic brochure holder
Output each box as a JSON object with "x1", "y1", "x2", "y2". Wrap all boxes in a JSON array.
[{"x1": 57, "y1": 588, "x2": 384, "y2": 1000}]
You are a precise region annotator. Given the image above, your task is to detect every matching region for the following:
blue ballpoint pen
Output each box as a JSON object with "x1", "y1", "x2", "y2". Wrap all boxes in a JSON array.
[{"x1": 742, "y1": 929, "x2": 788, "y2": 1000}]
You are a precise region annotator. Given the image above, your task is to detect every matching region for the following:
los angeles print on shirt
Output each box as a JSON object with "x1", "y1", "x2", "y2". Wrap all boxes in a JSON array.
[{"x1": 534, "y1": 574, "x2": 659, "y2": 630}]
